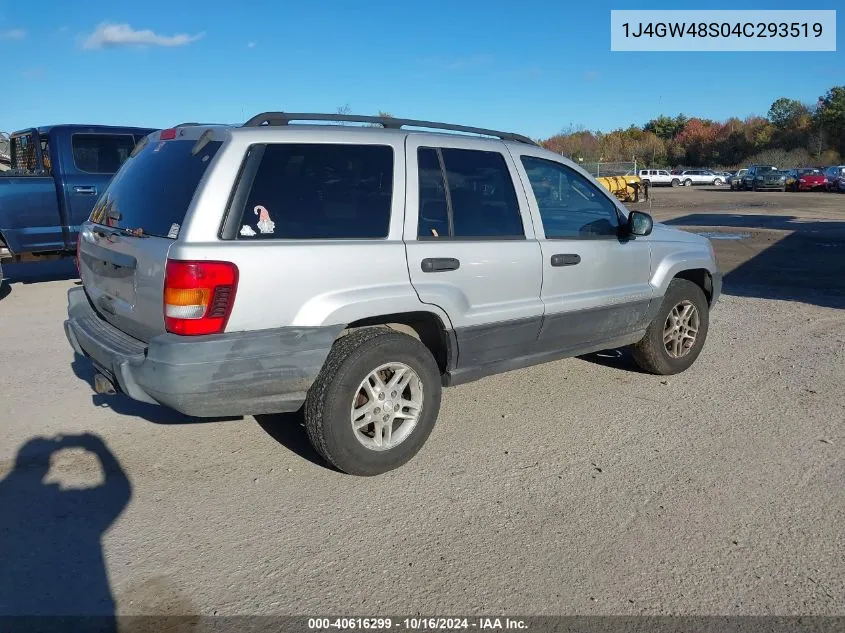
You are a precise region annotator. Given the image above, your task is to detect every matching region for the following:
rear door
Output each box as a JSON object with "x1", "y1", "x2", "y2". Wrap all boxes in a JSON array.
[
  {"x1": 78, "y1": 129, "x2": 224, "y2": 342},
  {"x1": 512, "y1": 151, "x2": 653, "y2": 351},
  {"x1": 404, "y1": 136, "x2": 543, "y2": 369},
  {"x1": 58, "y1": 130, "x2": 139, "y2": 248}
]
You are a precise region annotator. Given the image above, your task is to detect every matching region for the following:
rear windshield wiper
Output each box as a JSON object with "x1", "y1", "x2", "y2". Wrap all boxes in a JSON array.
[{"x1": 93, "y1": 225, "x2": 150, "y2": 239}]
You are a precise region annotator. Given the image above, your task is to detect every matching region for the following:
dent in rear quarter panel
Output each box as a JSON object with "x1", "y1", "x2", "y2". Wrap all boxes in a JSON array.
[{"x1": 177, "y1": 240, "x2": 421, "y2": 329}]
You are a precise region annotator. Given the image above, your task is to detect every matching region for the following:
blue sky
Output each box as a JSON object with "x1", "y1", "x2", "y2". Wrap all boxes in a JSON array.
[{"x1": 0, "y1": 0, "x2": 842, "y2": 139}]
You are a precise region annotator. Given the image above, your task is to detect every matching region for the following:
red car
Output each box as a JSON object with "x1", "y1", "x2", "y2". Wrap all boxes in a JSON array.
[{"x1": 785, "y1": 168, "x2": 826, "y2": 191}]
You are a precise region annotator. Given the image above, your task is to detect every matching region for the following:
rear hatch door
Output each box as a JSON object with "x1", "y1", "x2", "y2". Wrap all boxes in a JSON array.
[{"x1": 78, "y1": 129, "x2": 224, "y2": 343}]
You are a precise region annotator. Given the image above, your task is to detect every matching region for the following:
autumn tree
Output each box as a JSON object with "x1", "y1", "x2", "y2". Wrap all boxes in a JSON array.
[{"x1": 817, "y1": 86, "x2": 845, "y2": 155}]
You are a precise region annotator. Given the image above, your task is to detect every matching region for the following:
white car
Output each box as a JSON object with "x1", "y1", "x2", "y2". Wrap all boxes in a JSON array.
[
  {"x1": 638, "y1": 169, "x2": 676, "y2": 187},
  {"x1": 677, "y1": 170, "x2": 725, "y2": 186}
]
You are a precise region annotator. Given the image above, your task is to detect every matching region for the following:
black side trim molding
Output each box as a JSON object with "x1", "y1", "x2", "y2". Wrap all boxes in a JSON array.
[{"x1": 444, "y1": 331, "x2": 645, "y2": 387}]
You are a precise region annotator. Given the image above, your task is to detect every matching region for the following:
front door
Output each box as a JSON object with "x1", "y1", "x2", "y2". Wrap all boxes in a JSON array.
[
  {"x1": 404, "y1": 136, "x2": 544, "y2": 370},
  {"x1": 512, "y1": 152, "x2": 653, "y2": 352}
]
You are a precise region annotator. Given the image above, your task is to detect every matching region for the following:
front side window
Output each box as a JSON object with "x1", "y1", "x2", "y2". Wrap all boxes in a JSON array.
[
  {"x1": 416, "y1": 147, "x2": 524, "y2": 239},
  {"x1": 72, "y1": 134, "x2": 136, "y2": 174},
  {"x1": 521, "y1": 156, "x2": 620, "y2": 240},
  {"x1": 238, "y1": 143, "x2": 394, "y2": 240}
]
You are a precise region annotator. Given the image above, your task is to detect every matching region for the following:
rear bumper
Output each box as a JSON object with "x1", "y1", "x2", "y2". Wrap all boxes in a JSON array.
[{"x1": 64, "y1": 287, "x2": 342, "y2": 417}]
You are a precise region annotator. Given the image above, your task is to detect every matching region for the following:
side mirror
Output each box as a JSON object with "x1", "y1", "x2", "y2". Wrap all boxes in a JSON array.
[{"x1": 627, "y1": 210, "x2": 653, "y2": 237}]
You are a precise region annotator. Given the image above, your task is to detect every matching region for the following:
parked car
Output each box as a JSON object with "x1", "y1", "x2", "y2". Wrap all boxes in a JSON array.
[
  {"x1": 729, "y1": 169, "x2": 748, "y2": 190},
  {"x1": 741, "y1": 165, "x2": 785, "y2": 191},
  {"x1": 823, "y1": 165, "x2": 845, "y2": 191},
  {"x1": 784, "y1": 168, "x2": 826, "y2": 191},
  {"x1": 64, "y1": 113, "x2": 721, "y2": 476},
  {"x1": 638, "y1": 169, "x2": 676, "y2": 186},
  {"x1": 677, "y1": 169, "x2": 725, "y2": 186},
  {"x1": 0, "y1": 124, "x2": 156, "y2": 281}
]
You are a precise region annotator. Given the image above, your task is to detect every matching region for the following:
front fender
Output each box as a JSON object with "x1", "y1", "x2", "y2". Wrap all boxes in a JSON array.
[{"x1": 650, "y1": 250, "x2": 718, "y2": 298}]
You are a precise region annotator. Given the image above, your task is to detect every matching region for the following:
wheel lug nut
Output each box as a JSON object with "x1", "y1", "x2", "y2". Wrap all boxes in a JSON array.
[
  {"x1": 378, "y1": 393, "x2": 385, "y2": 401},
  {"x1": 391, "y1": 391, "x2": 397, "y2": 398},
  {"x1": 383, "y1": 414, "x2": 390, "y2": 422},
  {"x1": 374, "y1": 407, "x2": 381, "y2": 414},
  {"x1": 394, "y1": 404, "x2": 400, "y2": 411}
]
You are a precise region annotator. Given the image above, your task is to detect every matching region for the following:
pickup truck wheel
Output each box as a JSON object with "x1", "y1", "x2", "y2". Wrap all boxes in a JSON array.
[
  {"x1": 683, "y1": 179, "x2": 692, "y2": 187},
  {"x1": 632, "y1": 279, "x2": 710, "y2": 376},
  {"x1": 671, "y1": 179, "x2": 679, "y2": 187},
  {"x1": 304, "y1": 327, "x2": 442, "y2": 476}
]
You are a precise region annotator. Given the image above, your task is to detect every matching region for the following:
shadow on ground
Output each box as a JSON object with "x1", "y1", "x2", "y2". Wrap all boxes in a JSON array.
[
  {"x1": 0, "y1": 259, "x2": 78, "y2": 302},
  {"x1": 2, "y1": 259, "x2": 78, "y2": 284},
  {"x1": 666, "y1": 214, "x2": 845, "y2": 309},
  {"x1": 254, "y1": 412, "x2": 332, "y2": 470},
  {"x1": 0, "y1": 433, "x2": 129, "y2": 628}
]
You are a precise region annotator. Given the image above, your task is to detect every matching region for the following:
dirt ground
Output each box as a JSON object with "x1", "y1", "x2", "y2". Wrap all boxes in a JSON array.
[
  {"x1": 640, "y1": 186, "x2": 845, "y2": 302},
  {"x1": 0, "y1": 185, "x2": 843, "y2": 618}
]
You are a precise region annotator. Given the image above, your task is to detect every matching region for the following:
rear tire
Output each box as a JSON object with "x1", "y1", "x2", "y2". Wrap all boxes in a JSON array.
[
  {"x1": 671, "y1": 179, "x2": 680, "y2": 187},
  {"x1": 632, "y1": 279, "x2": 710, "y2": 376},
  {"x1": 304, "y1": 327, "x2": 442, "y2": 476},
  {"x1": 714, "y1": 178, "x2": 723, "y2": 186}
]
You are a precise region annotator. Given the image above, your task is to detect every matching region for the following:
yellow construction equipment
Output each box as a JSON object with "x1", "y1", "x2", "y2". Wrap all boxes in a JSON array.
[{"x1": 596, "y1": 175, "x2": 647, "y2": 202}]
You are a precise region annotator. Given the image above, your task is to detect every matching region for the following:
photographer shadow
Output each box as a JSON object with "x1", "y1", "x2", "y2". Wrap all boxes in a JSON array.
[{"x1": 0, "y1": 433, "x2": 131, "y2": 629}]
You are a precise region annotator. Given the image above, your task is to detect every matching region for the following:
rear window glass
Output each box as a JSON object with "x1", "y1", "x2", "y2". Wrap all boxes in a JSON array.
[
  {"x1": 72, "y1": 134, "x2": 136, "y2": 174},
  {"x1": 89, "y1": 138, "x2": 222, "y2": 238},
  {"x1": 11, "y1": 133, "x2": 38, "y2": 172},
  {"x1": 237, "y1": 143, "x2": 393, "y2": 240}
]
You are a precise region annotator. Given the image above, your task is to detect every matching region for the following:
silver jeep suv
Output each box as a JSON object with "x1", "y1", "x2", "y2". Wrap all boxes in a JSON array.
[{"x1": 64, "y1": 112, "x2": 721, "y2": 476}]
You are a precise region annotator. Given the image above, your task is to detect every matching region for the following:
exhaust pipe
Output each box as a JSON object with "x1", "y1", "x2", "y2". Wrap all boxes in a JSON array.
[{"x1": 93, "y1": 372, "x2": 117, "y2": 395}]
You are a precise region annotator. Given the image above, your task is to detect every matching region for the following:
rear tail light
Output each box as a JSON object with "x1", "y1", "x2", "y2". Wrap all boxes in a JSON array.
[{"x1": 164, "y1": 260, "x2": 239, "y2": 335}]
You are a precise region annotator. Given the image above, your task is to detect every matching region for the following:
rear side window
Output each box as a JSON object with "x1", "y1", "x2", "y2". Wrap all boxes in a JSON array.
[
  {"x1": 417, "y1": 147, "x2": 524, "y2": 239},
  {"x1": 89, "y1": 138, "x2": 222, "y2": 238},
  {"x1": 72, "y1": 134, "x2": 137, "y2": 174},
  {"x1": 236, "y1": 143, "x2": 393, "y2": 240}
]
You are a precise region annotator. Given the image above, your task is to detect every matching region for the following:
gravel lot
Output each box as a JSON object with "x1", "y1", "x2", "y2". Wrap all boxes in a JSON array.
[{"x1": 1, "y1": 187, "x2": 844, "y2": 617}]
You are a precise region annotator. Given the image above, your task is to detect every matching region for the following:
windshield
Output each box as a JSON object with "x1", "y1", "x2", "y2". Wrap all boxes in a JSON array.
[
  {"x1": 798, "y1": 168, "x2": 821, "y2": 175},
  {"x1": 89, "y1": 138, "x2": 222, "y2": 238}
]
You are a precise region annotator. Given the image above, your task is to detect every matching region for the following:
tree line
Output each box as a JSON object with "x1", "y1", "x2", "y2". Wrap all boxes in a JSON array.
[{"x1": 540, "y1": 85, "x2": 845, "y2": 169}]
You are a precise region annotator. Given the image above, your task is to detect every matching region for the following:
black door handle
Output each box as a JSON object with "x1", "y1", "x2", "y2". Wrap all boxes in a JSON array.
[
  {"x1": 550, "y1": 253, "x2": 581, "y2": 267},
  {"x1": 421, "y1": 257, "x2": 460, "y2": 273}
]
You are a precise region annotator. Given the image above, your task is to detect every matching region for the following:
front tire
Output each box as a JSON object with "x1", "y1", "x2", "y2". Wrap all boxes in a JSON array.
[
  {"x1": 304, "y1": 327, "x2": 442, "y2": 476},
  {"x1": 683, "y1": 179, "x2": 692, "y2": 187},
  {"x1": 714, "y1": 178, "x2": 723, "y2": 186},
  {"x1": 632, "y1": 279, "x2": 710, "y2": 375}
]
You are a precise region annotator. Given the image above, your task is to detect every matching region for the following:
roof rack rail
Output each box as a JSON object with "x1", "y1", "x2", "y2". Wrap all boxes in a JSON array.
[{"x1": 242, "y1": 112, "x2": 538, "y2": 146}]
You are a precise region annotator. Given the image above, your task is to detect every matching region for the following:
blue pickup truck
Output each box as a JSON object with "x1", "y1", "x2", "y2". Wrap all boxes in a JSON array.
[{"x1": 0, "y1": 124, "x2": 156, "y2": 280}]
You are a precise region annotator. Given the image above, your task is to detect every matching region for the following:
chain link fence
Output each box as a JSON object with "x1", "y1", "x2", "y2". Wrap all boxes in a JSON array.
[{"x1": 575, "y1": 161, "x2": 638, "y2": 178}]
